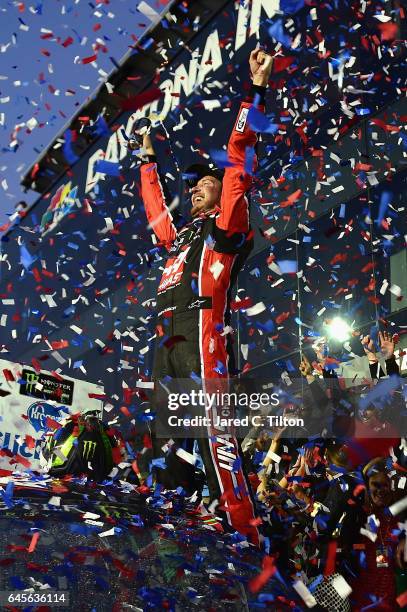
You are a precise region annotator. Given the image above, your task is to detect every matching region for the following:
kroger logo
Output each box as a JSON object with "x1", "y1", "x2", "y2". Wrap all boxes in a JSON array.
[{"x1": 27, "y1": 402, "x2": 65, "y2": 432}]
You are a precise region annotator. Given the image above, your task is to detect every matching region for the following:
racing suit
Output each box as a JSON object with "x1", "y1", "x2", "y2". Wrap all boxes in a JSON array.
[{"x1": 140, "y1": 88, "x2": 265, "y2": 544}]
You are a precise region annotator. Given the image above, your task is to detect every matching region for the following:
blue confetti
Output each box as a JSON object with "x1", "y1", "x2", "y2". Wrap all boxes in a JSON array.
[
  {"x1": 209, "y1": 149, "x2": 234, "y2": 168},
  {"x1": 248, "y1": 107, "x2": 279, "y2": 134},
  {"x1": 94, "y1": 160, "x2": 121, "y2": 176},
  {"x1": 377, "y1": 190, "x2": 392, "y2": 225},
  {"x1": 280, "y1": 0, "x2": 305, "y2": 13},
  {"x1": 268, "y1": 20, "x2": 293, "y2": 48},
  {"x1": 63, "y1": 129, "x2": 79, "y2": 165},
  {"x1": 277, "y1": 260, "x2": 297, "y2": 273},
  {"x1": 20, "y1": 243, "x2": 37, "y2": 270}
]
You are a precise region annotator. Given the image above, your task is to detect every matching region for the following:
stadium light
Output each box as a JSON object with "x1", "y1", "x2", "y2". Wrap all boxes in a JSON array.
[{"x1": 325, "y1": 317, "x2": 351, "y2": 342}]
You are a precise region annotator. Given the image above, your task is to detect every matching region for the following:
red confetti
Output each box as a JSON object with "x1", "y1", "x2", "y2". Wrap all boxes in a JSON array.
[
  {"x1": 81, "y1": 54, "x2": 98, "y2": 64},
  {"x1": 13, "y1": 454, "x2": 31, "y2": 468},
  {"x1": 26, "y1": 562, "x2": 49, "y2": 572},
  {"x1": 27, "y1": 532, "x2": 40, "y2": 553},
  {"x1": 0, "y1": 469, "x2": 14, "y2": 477},
  {"x1": 32, "y1": 268, "x2": 42, "y2": 282},
  {"x1": 51, "y1": 483, "x2": 70, "y2": 493},
  {"x1": 163, "y1": 335, "x2": 186, "y2": 349},
  {"x1": 0, "y1": 558, "x2": 15, "y2": 566},
  {"x1": 62, "y1": 37, "x2": 74, "y2": 47},
  {"x1": 397, "y1": 590, "x2": 407, "y2": 608},
  {"x1": 352, "y1": 484, "x2": 366, "y2": 498},
  {"x1": 50, "y1": 371, "x2": 65, "y2": 381},
  {"x1": 88, "y1": 393, "x2": 107, "y2": 400},
  {"x1": 24, "y1": 435, "x2": 36, "y2": 449},
  {"x1": 324, "y1": 540, "x2": 337, "y2": 576},
  {"x1": 143, "y1": 433, "x2": 152, "y2": 449},
  {"x1": 120, "y1": 406, "x2": 131, "y2": 417},
  {"x1": 248, "y1": 556, "x2": 276, "y2": 593},
  {"x1": 45, "y1": 417, "x2": 62, "y2": 430},
  {"x1": 370, "y1": 117, "x2": 400, "y2": 133},
  {"x1": 275, "y1": 311, "x2": 290, "y2": 325},
  {"x1": 120, "y1": 88, "x2": 164, "y2": 111},
  {"x1": 281, "y1": 188, "x2": 302, "y2": 206},
  {"x1": 50, "y1": 340, "x2": 69, "y2": 349},
  {"x1": 361, "y1": 262, "x2": 374, "y2": 273},
  {"x1": 273, "y1": 56, "x2": 295, "y2": 72},
  {"x1": 112, "y1": 446, "x2": 122, "y2": 464},
  {"x1": 230, "y1": 297, "x2": 253, "y2": 311},
  {"x1": 377, "y1": 22, "x2": 399, "y2": 41},
  {"x1": 3, "y1": 369, "x2": 15, "y2": 382}
]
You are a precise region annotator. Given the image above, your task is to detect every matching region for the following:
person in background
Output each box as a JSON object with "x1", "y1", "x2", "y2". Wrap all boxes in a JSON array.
[{"x1": 338, "y1": 457, "x2": 406, "y2": 611}]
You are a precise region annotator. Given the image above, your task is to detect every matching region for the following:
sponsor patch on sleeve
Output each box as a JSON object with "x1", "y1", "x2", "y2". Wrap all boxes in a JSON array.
[{"x1": 235, "y1": 107, "x2": 249, "y2": 133}]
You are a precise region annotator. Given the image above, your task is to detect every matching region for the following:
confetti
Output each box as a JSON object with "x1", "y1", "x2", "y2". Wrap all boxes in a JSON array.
[{"x1": 0, "y1": 2, "x2": 405, "y2": 610}]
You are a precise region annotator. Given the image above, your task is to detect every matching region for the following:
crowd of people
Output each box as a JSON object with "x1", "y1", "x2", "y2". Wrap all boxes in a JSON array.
[{"x1": 238, "y1": 331, "x2": 407, "y2": 610}]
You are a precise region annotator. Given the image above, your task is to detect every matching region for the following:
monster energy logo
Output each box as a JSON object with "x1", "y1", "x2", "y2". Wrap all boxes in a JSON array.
[
  {"x1": 82, "y1": 440, "x2": 97, "y2": 461},
  {"x1": 25, "y1": 371, "x2": 39, "y2": 395},
  {"x1": 21, "y1": 369, "x2": 74, "y2": 405}
]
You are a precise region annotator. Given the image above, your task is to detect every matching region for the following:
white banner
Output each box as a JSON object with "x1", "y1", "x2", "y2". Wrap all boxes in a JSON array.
[{"x1": 0, "y1": 359, "x2": 104, "y2": 473}]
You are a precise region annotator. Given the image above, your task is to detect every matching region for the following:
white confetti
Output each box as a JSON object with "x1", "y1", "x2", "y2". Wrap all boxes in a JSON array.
[
  {"x1": 175, "y1": 448, "x2": 196, "y2": 465},
  {"x1": 245, "y1": 302, "x2": 266, "y2": 316},
  {"x1": 241, "y1": 344, "x2": 248, "y2": 360},
  {"x1": 360, "y1": 527, "x2": 377, "y2": 542},
  {"x1": 83, "y1": 512, "x2": 101, "y2": 520},
  {"x1": 373, "y1": 14, "x2": 392, "y2": 22},
  {"x1": 209, "y1": 261, "x2": 224, "y2": 280},
  {"x1": 98, "y1": 527, "x2": 116, "y2": 538},
  {"x1": 136, "y1": 1, "x2": 160, "y2": 22},
  {"x1": 389, "y1": 496, "x2": 407, "y2": 516},
  {"x1": 390, "y1": 284, "x2": 401, "y2": 297},
  {"x1": 292, "y1": 581, "x2": 317, "y2": 608},
  {"x1": 331, "y1": 575, "x2": 352, "y2": 599},
  {"x1": 136, "y1": 380, "x2": 155, "y2": 389}
]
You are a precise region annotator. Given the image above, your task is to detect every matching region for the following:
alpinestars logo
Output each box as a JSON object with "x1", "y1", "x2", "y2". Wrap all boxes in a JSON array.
[
  {"x1": 82, "y1": 440, "x2": 97, "y2": 461},
  {"x1": 188, "y1": 299, "x2": 206, "y2": 309}
]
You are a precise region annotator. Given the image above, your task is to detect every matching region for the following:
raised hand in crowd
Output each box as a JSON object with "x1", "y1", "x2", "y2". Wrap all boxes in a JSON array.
[
  {"x1": 314, "y1": 341, "x2": 328, "y2": 366},
  {"x1": 361, "y1": 334, "x2": 378, "y2": 363},
  {"x1": 299, "y1": 355, "x2": 314, "y2": 382},
  {"x1": 362, "y1": 330, "x2": 398, "y2": 364},
  {"x1": 378, "y1": 330, "x2": 396, "y2": 360}
]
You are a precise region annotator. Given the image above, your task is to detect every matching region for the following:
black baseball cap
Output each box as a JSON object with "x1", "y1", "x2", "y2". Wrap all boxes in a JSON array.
[{"x1": 183, "y1": 163, "x2": 225, "y2": 188}]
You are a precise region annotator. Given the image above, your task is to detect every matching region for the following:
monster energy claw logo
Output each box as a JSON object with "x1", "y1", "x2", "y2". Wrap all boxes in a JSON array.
[
  {"x1": 25, "y1": 372, "x2": 39, "y2": 395},
  {"x1": 82, "y1": 440, "x2": 97, "y2": 461}
]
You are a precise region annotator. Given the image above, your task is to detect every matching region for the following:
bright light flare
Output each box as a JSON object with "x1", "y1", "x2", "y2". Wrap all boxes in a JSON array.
[{"x1": 325, "y1": 317, "x2": 351, "y2": 342}]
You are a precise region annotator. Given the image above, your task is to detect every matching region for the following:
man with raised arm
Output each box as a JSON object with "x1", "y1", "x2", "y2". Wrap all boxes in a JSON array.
[{"x1": 134, "y1": 49, "x2": 273, "y2": 545}]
